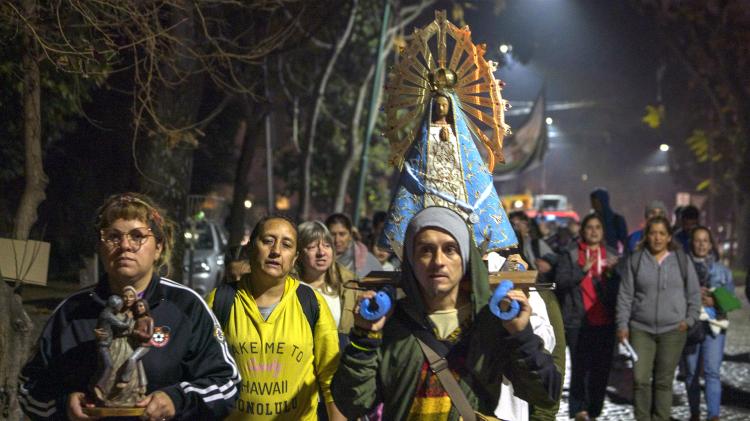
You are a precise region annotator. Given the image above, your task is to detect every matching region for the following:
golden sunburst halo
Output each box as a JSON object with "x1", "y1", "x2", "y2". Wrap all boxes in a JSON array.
[{"x1": 384, "y1": 10, "x2": 511, "y2": 172}]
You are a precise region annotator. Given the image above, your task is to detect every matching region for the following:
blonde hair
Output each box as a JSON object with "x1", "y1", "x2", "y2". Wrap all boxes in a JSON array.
[
  {"x1": 295, "y1": 221, "x2": 343, "y2": 296},
  {"x1": 95, "y1": 192, "x2": 175, "y2": 276}
]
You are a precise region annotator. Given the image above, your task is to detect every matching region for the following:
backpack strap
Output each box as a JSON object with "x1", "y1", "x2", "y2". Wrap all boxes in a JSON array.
[
  {"x1": 296, "y1": 283, "x2": 319, "y2": 336},
  {"x1": 531, "y1": 238, "x2": 541, "y2": 261},
  {"x1": 416, "y1": 338, "x2": 476, "y2": 421},
  {"x1": 675, "y1": 249, "x2": 688, "y2": 287},
  {"x1": 630, "y1": 250, "x2": 643, "y2": 281},
  {"x1": 213, "y1": 281, "x2": 239, "y2": 330},
  {"x1": 630, "y1": 248, "x2": 688, "y2": 289}
]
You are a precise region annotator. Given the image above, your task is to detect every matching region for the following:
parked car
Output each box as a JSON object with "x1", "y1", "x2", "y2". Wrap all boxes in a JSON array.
[
  {"x1": 527, "y1": 194, "x2": 580, "y2": 227},
  {"x1": 182, "y1": 220, "x2": 227, "y2": 296}
]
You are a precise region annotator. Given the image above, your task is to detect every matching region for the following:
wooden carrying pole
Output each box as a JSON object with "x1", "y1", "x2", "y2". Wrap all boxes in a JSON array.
[{"x1": 357, "y1": 270, "x2": 553, "y2": 289}]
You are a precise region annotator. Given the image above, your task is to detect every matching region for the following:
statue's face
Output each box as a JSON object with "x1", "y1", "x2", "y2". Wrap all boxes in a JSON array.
[
  {"x1": 135, "y1": 300, "x2": 147, "y2": 316},
  {"x1": 122, "y1": 288, "x2": 136, "y2": 308},
  {"x1": 434, "y1": 96, "x2": 450, "y2": 120}
]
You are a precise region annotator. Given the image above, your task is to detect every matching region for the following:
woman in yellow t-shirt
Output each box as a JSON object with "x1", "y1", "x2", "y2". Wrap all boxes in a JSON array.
[{"x1": 208, "y1": 216, "x2": 344, "y2": 421}]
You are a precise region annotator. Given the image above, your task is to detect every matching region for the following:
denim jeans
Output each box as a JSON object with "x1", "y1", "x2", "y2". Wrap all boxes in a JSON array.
[{"x1": 682, "y1": 330, "x2": 726, "y2": 418}]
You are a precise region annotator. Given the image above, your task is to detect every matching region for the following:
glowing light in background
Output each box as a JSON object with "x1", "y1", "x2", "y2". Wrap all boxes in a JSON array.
[{"x1": 659, "y1": 143, "x2": 670, "y2": 152}]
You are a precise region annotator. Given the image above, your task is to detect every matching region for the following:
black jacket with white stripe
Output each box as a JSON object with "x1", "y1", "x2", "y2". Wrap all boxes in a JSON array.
[{"x1": 19, "y1": 274, "x2": 240, "y2": 420}]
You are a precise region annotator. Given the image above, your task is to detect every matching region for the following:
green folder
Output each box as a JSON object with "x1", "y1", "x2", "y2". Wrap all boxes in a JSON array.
[{"x1": 713, "y1": 286, "x2": 742, "y2": 313}]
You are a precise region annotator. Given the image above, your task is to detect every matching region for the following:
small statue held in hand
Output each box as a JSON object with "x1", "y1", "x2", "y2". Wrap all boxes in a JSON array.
[
  {"x1": 87, "y1": 290, "x2": 151, "y2": 416},
  {"x1": 117, "y1": 299, "x2": 154, "y2": 394},
  {"x1": 93, "y1": 294, "x2": 132, "y2": 402}
]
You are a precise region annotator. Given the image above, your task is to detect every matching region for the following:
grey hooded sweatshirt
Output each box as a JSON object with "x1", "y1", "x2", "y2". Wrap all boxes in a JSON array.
[{"x1": 616, "y1": 249, "x2": 701, "y2": 334}]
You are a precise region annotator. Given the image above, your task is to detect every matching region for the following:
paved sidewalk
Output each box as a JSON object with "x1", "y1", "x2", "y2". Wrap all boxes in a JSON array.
[{"x1": 557, "y1": 286, "x2": 750, "y2": 420}]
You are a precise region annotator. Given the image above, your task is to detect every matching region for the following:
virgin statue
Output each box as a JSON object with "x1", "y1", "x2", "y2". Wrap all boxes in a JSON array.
[{"x1": 380, "y1": 11, "x2": 518, "y2": 258}]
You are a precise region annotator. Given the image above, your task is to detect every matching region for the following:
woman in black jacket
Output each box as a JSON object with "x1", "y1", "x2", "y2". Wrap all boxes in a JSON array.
[
  {"x1": 556, "y1": 213, "x2": 619, "y2": 421},
  {"x1": 19, "y1": 193, "x2": 239, "y2": 421}
]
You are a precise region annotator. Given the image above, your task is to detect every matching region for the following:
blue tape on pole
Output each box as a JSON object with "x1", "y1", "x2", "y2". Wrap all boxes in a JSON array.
[{"x1": 360, "y1": 286, "x2": 394, "y2": 321}]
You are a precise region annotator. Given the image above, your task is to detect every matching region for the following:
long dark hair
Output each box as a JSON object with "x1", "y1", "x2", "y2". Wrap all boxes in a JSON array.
[
  {"x1": 636, "y1": 215, "x2": 676, "y2": 252},
  {"x1": 689, "y1": 225, "x2": 719, "y2": 260},
  {"x1": 325, "y1": 213, "x2": 353, "y2": 233}
]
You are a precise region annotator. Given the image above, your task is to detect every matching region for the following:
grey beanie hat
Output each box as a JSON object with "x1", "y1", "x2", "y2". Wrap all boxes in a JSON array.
[
  {"x1": 645, "y1": 200, "x2": 667, "y2": 217},
  {"x1": 404, "y1": 207, "x2": 470, "y2": 272}
]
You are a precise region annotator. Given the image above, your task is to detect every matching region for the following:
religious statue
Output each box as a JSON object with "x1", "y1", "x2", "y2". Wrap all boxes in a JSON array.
[
  {"x1": 380, "y1": 10, "x2": 519, "y2": 258},
  {"x1": 93, "y1": 295, "x2": 133, "y2": 402},
  {"x1": 86, "y1": 291, "x2": 152, "y2": 416},
  {"x1": 121, "y1": 285, "x2": 137, "y2": 318},
  {"x1": 117, "y1": 299, "x2": 153, "y2": 393}
]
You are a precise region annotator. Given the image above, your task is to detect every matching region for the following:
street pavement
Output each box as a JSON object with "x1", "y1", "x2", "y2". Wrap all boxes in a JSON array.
[{"x1": 557, "y1": 286, "x2": 750, "y2": 420}]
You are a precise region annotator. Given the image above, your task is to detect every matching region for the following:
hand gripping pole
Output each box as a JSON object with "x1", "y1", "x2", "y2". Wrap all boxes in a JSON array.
[{"x1": 359, "y1": 285, "x2": 396, "y2": 321}]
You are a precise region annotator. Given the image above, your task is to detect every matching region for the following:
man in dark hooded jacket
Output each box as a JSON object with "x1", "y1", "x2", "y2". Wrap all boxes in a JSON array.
[
  {"x1": 590, "y1": 188, "x2": 628, "y2": 253},
  {"x1": 331, "y1": 207, "x2": 561, "y2": 420}
]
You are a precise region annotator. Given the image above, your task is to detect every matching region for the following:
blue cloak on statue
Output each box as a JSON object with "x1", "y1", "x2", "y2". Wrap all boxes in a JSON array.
[{"x1": 380, "y1": 92, "x2": 518, "y2": 258}]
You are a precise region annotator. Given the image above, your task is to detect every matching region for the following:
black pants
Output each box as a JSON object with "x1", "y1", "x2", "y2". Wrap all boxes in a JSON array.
[{"x1": 566, "y1": 323, "x2": 616, "y2": 418}]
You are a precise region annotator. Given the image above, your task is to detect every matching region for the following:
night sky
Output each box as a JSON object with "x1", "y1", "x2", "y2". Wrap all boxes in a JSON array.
[{"x1": 462, "y1": 0, "x2": 686, "y2": 228}]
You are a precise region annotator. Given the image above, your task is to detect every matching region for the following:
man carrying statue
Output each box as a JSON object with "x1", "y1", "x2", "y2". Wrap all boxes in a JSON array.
[
  {"x1": 335, "y1": 11, "x2": 563, "y2": 420},
  {"x1": 332, "y1": 206, "x2": 561, "y2": 420}
]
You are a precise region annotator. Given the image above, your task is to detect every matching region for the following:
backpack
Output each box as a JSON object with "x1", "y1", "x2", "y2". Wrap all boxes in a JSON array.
[{"x1": 212, "y1": 281, "x2": 319, "y2": 335}]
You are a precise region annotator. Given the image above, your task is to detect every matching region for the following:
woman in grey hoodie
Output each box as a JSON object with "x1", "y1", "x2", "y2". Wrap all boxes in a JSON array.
[{"x1": 616, "y1": 215, "x2": 701, "y2": 421}]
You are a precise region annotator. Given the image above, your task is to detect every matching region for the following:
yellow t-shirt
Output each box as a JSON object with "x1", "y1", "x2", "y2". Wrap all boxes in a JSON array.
[{"x1": 207, "y1": 276, "x2": 340, "y2": 421}]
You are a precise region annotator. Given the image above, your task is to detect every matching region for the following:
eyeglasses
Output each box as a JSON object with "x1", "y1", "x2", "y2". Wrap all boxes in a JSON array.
[{"x1": 100, "y1": 228, "x2": 154, "y2": 250}]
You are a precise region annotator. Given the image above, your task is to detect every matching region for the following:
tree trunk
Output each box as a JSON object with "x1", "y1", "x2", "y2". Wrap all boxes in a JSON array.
[
  {"x1": 227, "y1": 119, "x2": 249, "y2": 246},
  {"x1": 334, "y1": 65, "x2": 374, "y2": 213},
  {"x1": 137, "y1": 1, "x2": 204, "y2": 281},
  {"x1": 733, "y1": 107, "x2": 750, "y2": 269},
  {"x1": 2, "y1": 2, "x2": 40, "y2": 418},
  {"x1": 299, "y1": 0, "x2": 358, "y2": 220},
  {"x1": 0, "y1": 283, "x2": 33, "y2": 421},
  {"x1": 13, "y1": 8, "x2": 46, "y2": 241},
  {"x1": 333, "y1": 0, "x2": 436, "y2": 214},
  {"x1": 227, "y1": 99, "x2": 265, "y2": 246}
]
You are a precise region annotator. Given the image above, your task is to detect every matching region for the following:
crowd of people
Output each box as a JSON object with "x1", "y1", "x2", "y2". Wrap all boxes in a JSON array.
[{"x1": 18, "y1": 189, "x2": 742, "y2": 421}]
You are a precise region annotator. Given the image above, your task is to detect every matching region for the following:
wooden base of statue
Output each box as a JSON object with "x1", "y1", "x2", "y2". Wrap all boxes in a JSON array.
[{"x1": 83, "y1": 406, "x2": 146, "y2": 417}]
